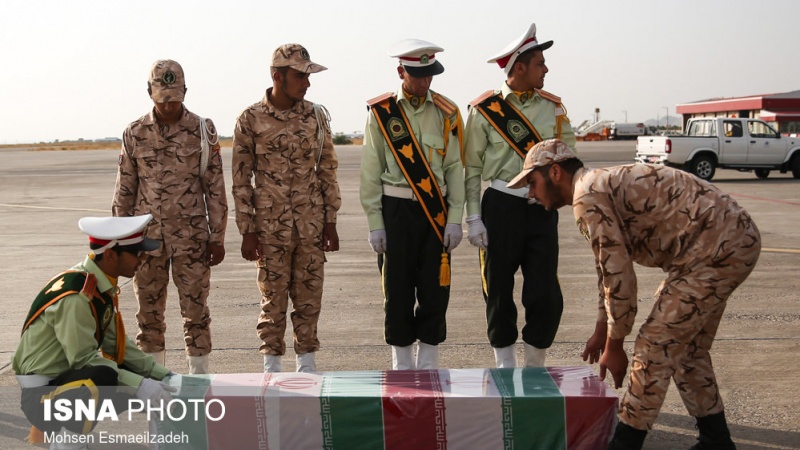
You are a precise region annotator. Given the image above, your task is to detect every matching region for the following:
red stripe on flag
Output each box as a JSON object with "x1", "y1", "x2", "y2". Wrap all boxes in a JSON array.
[
  {"x1": 382, "y1": 370, "x2": 446, "y2": 450},
  {"x1": 547, "y1": 367, "x2": 618, "y2": 450}
]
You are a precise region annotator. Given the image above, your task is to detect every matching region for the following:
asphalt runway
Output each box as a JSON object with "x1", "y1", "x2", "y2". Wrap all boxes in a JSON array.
[{"x1": 0, "y1": 141, "x2": 798, "y2": 449}]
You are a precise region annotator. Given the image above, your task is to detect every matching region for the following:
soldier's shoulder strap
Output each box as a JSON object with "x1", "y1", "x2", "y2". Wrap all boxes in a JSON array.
[
  {"x1": 430, "y1": 91, "x2": 458, "y2": 117},
  {"x1": 536, "y1": 89, "x2": 562, "y2": 105},
  {"x1": 366, "y1": 92, "x2": 395, "y2": 109},
  {"x1": 536, "y1": 89, "x2": 570, "y2": 139},
  {"x1": 469, "y1": 90, "x2": 500, "y2": 108}
]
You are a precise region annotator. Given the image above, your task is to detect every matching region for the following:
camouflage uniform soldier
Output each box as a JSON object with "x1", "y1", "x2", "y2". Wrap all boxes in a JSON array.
[
  {"x1": 113, "y1": 60, "x2": 228, "y2": 375},
  {"x1": 507, "y1": 139, "x2": 761, "y2": 450},
  {"x1": 232, "y1": 44, "x2": 341, "y2": 373}
]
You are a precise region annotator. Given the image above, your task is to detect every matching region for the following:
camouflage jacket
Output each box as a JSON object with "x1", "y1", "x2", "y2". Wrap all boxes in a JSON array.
[
  {"x1": 112, "y1": 107, "x2": 228, "y2": 250},
  {"x1": 572, "y1": 164, "x2": 758, "y2": 339},
  {"x1": 231, "y1": 89, "x2": 341, "y2": 242}
]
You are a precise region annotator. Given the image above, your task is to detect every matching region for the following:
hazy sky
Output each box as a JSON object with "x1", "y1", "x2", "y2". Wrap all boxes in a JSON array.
[{"x1": 2, "y1": 0, "x2": 799, "y2": 143}]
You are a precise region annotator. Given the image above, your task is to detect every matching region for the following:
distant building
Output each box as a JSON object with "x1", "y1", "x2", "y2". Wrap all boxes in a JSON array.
[
  {"x1": 676, "y1": 90, "x2": 800, "y2": 135},
  {"x1": 334, "y1": 131, "x2": 363, "y2": 146}
]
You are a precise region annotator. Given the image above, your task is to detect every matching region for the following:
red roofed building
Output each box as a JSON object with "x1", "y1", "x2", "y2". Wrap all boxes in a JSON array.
[{"x1": 676, "y1": 90, "x2": 800, "y2": 135}]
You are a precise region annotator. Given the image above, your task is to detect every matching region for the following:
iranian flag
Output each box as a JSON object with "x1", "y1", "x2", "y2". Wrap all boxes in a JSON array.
[{"x1": 158, "y1": 366, "x2": 617, "y2": 449}]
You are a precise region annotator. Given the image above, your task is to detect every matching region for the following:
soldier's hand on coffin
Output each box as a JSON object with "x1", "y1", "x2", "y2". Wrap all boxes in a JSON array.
[
  {"x1": 581, "y1": 321, "x2": 607, "y2": 364},
  {"x1": 599, "y1": 338, "x2": 628, "y2": 389},
  {"x1": 136, "y1": 378, "x2": 177, "y2": 406}
]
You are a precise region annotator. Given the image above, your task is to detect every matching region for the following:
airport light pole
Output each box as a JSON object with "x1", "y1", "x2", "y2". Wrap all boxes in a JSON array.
[
  {"x1": 664, "y1": 106, "x2": 669, "y2": 130},
  {"x1": 622, "y1": 110, "x2": 627, "y2": 122}
]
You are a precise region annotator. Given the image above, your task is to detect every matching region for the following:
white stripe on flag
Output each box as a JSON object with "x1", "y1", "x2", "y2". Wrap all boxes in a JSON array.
[
  {"x1": 267, "y1": 372, "x2": 325, "y2": 449},
  {"x1": 441, "y1": 369, "x2": 504, "y2": 448}
]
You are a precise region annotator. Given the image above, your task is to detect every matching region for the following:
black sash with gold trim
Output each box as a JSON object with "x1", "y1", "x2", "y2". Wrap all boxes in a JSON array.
[
  {"x1": 370, "y1": 96, "x2": 448, "y2": 243},
  {"x1": 474, "y1": 93, "x2": 543, "y2": 159},
  {"x1": 23, "y1": 271, "x2": 115, "y2": 347}
]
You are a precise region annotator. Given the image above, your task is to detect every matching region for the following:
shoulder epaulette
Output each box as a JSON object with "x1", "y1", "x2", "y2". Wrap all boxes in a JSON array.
[
  {"x1": 430, "y1": 92, "x2": 458, "y2": 117},
  {"x1": 366, "y1": 92, "x2": 394, "y2": 108},
  {"x1": 469, "y1": 90, "x2": 499, "y2": 107},
  {"x1": 536, "y1": 89, "x2": 562, "y2": 104}
]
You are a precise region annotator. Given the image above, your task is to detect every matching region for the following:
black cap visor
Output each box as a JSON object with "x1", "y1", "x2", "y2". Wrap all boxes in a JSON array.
[
  {"x1": 120, "y1": 237, "x2": 160, "y2": 253},
  {"x1": 533, "y1": 40, "x2": 554, "y2": 52},
  {"x1": 403, "y1": 60, "x2": 444, "y2": 78}
]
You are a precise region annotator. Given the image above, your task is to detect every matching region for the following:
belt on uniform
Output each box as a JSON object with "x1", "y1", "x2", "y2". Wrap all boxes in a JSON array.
[
  {"x1": 16, "y1": 374, "x2": 54, "y2": 388},
  {"x1": 489, "y1": 179, "x2": 529, "y2": 198},
  {"x1": 383, "y1": 184, "x2": 447, "y2": 201}
]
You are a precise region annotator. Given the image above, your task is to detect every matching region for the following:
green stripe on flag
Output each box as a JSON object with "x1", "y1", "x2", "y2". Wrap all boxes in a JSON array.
[
  {"x1": 320, "y1": 371, "x2": 385, "y2": 450},
  {"x1": 158, "y1": 374, "x2": 214, "y2": 450},
  {"x1": 491, "y1": 368, "x2": 566, "y2": 450}
]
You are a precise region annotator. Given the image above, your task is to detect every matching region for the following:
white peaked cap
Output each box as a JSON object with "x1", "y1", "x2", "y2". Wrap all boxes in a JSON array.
[
  {"x1": 487, "y1": 23, "x2": 553, "y2": 75},
  {"x1": 78, "y1": 214, "x2": 159, "y2": 254},
  {"x1": 387, "y1": 38, "x2": 445, "y2": 77}
]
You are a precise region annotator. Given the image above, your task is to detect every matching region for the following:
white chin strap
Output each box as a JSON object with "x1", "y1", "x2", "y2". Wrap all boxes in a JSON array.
[
  {"x1": 92, "y1": 236, "x2": 142, "y2": 254},
  {"x1": 92, "y1": 240, "x2": 118, "y2": 255}
]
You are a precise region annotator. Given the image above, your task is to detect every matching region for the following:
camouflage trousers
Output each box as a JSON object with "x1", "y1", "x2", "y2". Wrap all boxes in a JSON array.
[
  {"x1": 620, "y1": 224, "x2": 761, "y2": 430},
  {"x1": 133, "y1": 246, "x2": 211, "y2": 357},
  {"x1": 256, "y1": 228, "x2": 324, "y2": 356}
]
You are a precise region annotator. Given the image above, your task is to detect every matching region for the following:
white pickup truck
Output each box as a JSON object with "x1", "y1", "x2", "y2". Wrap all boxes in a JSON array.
[{"x1": 635, "y1": 117, "x2": 800, "y2": 181}]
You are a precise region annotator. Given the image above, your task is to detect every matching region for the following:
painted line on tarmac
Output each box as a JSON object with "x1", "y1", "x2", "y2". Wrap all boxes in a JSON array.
[
  {"x1": 0, "y1": 203, "x2": 106, "y2": 212},
  {"x1": 762, "y1": 247, "x2": 800, "y2": 254},
  {"x1": 2, "y1": 206, "x2": 798, "y2": 254},
  {"x1": 1, "y1": 204, "x2": 238, "y2": 221},
  {"x1": 731, "y1": 192, "x2": 800, "y2": 206}
]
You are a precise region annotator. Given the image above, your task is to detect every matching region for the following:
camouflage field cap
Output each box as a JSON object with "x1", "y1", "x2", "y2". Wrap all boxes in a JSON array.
[
  {"x1": 507, "y1": 139, "x2": 577, "y2": 189},
  {"x1": 271, "y1": 44, "x2": 327, "y2": 73},
  {"x1": 148, "y1": 59, "x2": 186, "y2": 103}
]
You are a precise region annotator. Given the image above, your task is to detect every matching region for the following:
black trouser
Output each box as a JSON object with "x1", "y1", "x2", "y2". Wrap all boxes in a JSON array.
[
  {"x1": 20, "y1": 365, "x2": 131, "y2": 435},
  {"x1": 479, "y1": 188, "x2": 563, "y2": 348},
  {"x1": 379, "y1": 195, "x2": 450, "y2": 346}
]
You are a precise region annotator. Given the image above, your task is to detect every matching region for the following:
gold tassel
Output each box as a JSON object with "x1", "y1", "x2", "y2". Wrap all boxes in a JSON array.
[
  {"x1": 27, "y1": 425, "x2": 44, "y2": 444},
  {"x1": 439, "y1": 252, "x2": 451, "y2": 287}
]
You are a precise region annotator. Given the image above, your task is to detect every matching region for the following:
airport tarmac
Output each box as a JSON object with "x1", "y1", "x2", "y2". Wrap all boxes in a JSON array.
[{"x1": 0, "y1": 141, "x2": 797, "y2": 449}]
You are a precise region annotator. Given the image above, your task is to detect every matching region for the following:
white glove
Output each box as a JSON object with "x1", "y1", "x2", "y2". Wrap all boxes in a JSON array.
[
  {"x1": 368, "y1": 229, "x2": 387, "y2": 254},
  {"x1": 442, "y1": 223, "x2": 463, "y2": 252},
  {"x1": 466, "y1": 214, "x2": 488, "y2": 249},
  {"x1": 136, "y1": 378, "x2": 177, "y2": 406}
]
